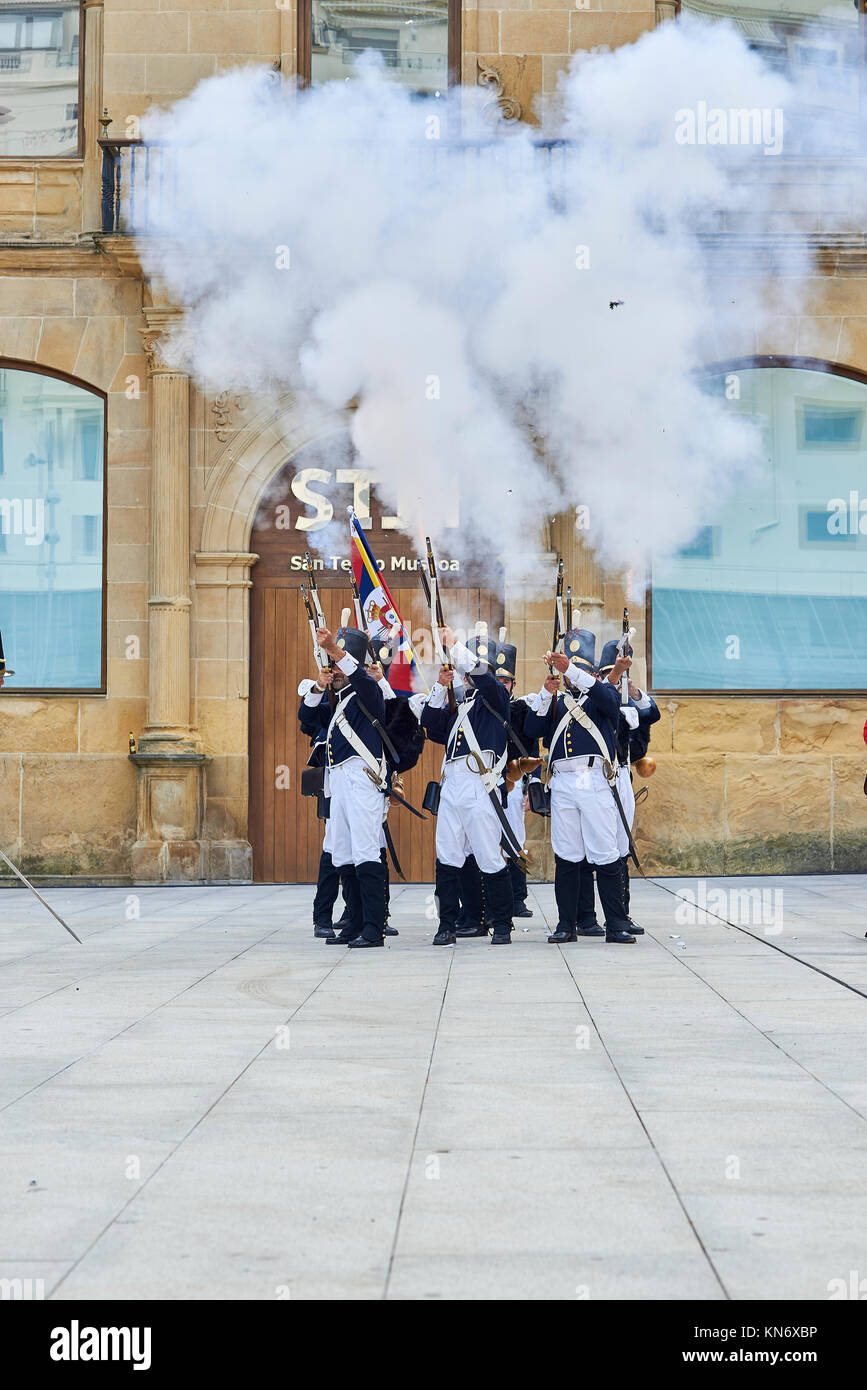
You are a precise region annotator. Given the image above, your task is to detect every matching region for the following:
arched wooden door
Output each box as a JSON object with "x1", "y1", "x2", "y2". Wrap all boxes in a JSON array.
[{"x1": 248, "y1": 438, "x2": 503, "y2": 883}]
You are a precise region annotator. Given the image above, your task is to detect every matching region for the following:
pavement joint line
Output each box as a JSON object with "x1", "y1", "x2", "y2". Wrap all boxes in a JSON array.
[
  {"x1": 0, "y1": 883, "x2": 300, "y2": 1024},
  {"x1": 643, "y1": 876, "x2": 867, "y2": 1002},
  {"x1": 643, "y1": 928, "x2": 867, "y2": 1128},
  {"x1": 382, "y1": 944, "x2": 456, "y2": 1301},
  {"x1": 0, "y1": 911, "x2": 309, "y2": 1117},
  {"x1": 48, "y1": 945, "x2": 348, "y2": 1300},
  {"x1": 555, "y1": 943, "x2": 731, "y2": 1301}
]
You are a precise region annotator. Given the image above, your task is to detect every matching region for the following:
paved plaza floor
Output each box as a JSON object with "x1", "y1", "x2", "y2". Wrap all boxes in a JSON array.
[{"x1": 1, "y1": 874, "x2": 866, "y2": 1301}]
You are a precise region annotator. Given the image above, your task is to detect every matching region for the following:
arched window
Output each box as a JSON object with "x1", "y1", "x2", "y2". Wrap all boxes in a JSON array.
[
  {"x1": 650, "y1": 358, "x2": 867, "y2": 693},
  {"x1": 298, "y1": 0, "x2": 459, "y2": 92},
  {"x1": 0, "y1": 1, "x2": 83, "y2": 157},
  {"x1": 0, "y1": 363, "x2": 105, "y2": 692}
]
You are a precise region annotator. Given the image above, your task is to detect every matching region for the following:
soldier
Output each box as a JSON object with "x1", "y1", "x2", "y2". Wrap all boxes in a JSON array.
[
  {"x1": 421, "y1": 628, "x2": 519, "y2": 947},
  {"x1": 299, "y1": 626, "x2": 389, "y2": 949},
  {"x1": 596, "y1": 640, "x2": 661, "y2": 932},
  {"x1": 298, "y1": 677, "x2": 344, "y2": 941},
  {"x1": 496, "y1": 640, "x2": 540, "y2": 920},
  {"x1": 524, "y1": 629, "x2": 636, "y2": 945}
]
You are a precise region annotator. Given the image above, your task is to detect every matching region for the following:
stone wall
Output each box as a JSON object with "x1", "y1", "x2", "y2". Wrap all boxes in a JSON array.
[
  {"x1": 1, "y1": 4, "x2": 866, "y2": 880},
  {"x1": 0, "y1": 250, "x2": 149, "y2": 878}
]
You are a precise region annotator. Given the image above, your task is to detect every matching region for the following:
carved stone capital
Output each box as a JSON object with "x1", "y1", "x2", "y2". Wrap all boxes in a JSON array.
[
  {"x1": 477, "y1": 59, "x2": 522, "y2": 125},
  {"x1": 140, "y1": 307, "x2": 186, "y2": 376}
]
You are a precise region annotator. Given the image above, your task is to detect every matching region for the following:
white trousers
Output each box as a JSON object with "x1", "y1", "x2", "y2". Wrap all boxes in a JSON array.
[
  {"x1": 327, "y1": 758, "x2": 385, "y2": 868},
  {"x1": 549, "y1": 760, "x2": 620, "y2": 866},
  {"x1": 614, "y1": 765, "x2": 635, "y2": 858},
  {"x1": 506, "y1": 781, "x2": 526, "y2": 850},
  {"x1": 436, "y1": 761, "x2": 505, "y2": 876}
]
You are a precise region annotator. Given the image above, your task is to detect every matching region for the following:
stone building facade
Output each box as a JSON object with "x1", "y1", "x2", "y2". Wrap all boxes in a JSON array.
[{"x1": 0, "y1": 0, "x2": 864, "y2": 884}]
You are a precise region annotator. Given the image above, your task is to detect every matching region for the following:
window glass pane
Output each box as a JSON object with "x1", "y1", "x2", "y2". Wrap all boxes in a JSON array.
[
  {"x1": 311, "y1": 0, "x2": 448, "y2": 91},
  {"x1": 0, "y1": 367, "x2": 104, "y2": 689},
  {"x1": 651, "y1": 366, "x2": 867, "y2": 691},
  {"x1": 679, "y1": 0, "x2": 862, "y2": 154},
  {"x1": 0, "y1": 2, "x2": 80, "y2": 157}
]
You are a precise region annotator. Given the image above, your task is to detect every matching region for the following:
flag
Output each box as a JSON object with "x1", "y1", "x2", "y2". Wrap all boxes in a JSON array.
[{"x1": 349, "y1": 512, "x2": 423, "y2": 695}]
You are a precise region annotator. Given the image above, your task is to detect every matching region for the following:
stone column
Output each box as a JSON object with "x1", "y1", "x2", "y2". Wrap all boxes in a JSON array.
[
  {"x1": 81, "y1": 0, "x2": 104, "y2": 231},
  {"x1": 130, "y1": 308, "x2": 208, "y2": 883}
]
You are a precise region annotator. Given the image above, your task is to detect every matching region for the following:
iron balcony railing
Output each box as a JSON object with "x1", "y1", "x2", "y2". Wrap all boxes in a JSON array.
[
  {"x1": 98, "y1": 130, "x2": 867, "y2": 238},
  {"x1": 98, "y1": 135, "x2": 590, "y2": 235}
]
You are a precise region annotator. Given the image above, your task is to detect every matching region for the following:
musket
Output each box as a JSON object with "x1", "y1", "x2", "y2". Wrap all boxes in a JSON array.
[
  {"x1": 546, "y1": 555, "x2": 565, "y2": 678},
  {"x1": 423, "y1": 536, "x2": 457, "y2": 714},
  {"x1": 300, "y1": 579, "x2": 336, "y2": 711},
  {"x1": 617, "y1": 606, "x2": 636, "y2": 704},
  {"x1": 566, "y1": 584, "x2": 573, "y2": 634}
]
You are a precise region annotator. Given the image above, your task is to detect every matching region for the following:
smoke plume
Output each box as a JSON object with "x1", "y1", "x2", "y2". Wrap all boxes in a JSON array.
[{"x1": 139, "y1": 18, "x2": 827, "y2": 581}]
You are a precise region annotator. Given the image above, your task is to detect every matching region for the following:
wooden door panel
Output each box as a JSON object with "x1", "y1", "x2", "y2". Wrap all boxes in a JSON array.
[{"x1": 249, "y1": 580, "x2": 501, "y2": 882}]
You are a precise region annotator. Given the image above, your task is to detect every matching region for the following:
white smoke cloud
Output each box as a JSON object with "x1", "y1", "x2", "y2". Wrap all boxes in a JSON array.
[{"x1": 139, "y1": 18, "x2": 824, "y2": 581}]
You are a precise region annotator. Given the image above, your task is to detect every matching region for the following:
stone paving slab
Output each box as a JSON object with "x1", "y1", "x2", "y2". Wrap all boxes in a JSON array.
[{"x1": 0, "y1": 874, "x2": 866, "y2": 1301}]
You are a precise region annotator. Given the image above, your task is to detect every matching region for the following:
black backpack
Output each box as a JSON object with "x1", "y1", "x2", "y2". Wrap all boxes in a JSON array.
[{"x1": 384, "y1": 696, "x2": 426, "y2": 775}]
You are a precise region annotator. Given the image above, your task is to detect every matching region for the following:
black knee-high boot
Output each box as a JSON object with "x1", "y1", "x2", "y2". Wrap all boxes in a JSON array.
[
  {"x1": 484, "y1": 867, "x2": 514, "y2": 944},
  {"x1": 595, "y1": 859, "x2": 635, "y2": 943},
  {"x1": 328, "y1": 865, "x2": 363, "y2": 943},
  {"x1": 456, "y1": 855, "x2": 486, "y2": 937},
  {"x1": 347, "y1": 860, "x2": 386, "y2": 948},
  {"x1": 576, "y1": 859, "x2": 604, "y2": 937},
  {"x1": 508, "y1": 858, "x2": 532, "y2": 917},
  {"x1": 434, "y1": 859, "x2": 460, "y2": 945},
  {"x1": 549, "y1": 854, "x2": 579, "y2": 942},
  {"x1": 380, "y1": 847, "x2": 398, "y2": 936},
  {"x1": 313, "y1": 851, "x2": 340, "y2": 937},
  {"x1": 620, "y1": 855, "x2": 644, "y2": 933}
]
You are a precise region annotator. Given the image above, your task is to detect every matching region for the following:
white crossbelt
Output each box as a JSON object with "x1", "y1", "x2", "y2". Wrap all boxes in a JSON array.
[
  {"x1": 328, "y1": 692, "x2": 388, "y2": 788},
  {"x1": 446, "y1": 696, "x2": 507, "y2": 793},
  {"x1": 545, "y1": 690, "x2": 614, "y2": 786}
]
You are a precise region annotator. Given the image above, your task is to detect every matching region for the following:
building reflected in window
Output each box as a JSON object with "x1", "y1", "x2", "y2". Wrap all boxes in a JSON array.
[
  {"x1": 651, "y1": 363, "x2": 867, "y2": 692},
  {"x1": 0, "y1": 366, "x2": 104, "y2": 690},
  {"x1": 0, "y1": 1, "x2": 81, "y2": 157},
  {"x1": 311, "y1": 0, "x2": 448, "y2": 91},
  {"x1": 680, "y1": 0, "x2": 862, "y2": 153}
]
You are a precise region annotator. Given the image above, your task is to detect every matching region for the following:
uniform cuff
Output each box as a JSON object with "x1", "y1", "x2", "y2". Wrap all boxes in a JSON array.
[
  {"x1": 336, "y1": 654, "x2": 358, "y2": 676},
  {"x1": 566, "y1": 663, "x2": 595, "y2": 692},
  {"x1": 450, "y1": 642, "x2": 475, "y2": 676}
]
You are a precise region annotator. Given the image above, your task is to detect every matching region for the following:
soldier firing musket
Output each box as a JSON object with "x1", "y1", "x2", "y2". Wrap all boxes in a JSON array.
[
  {"x1": 422, "y1": 535, "x2": 457, "y2": 715},
  {"x1": 418, "y1": 559, "x2": 527, "y2": 947}
]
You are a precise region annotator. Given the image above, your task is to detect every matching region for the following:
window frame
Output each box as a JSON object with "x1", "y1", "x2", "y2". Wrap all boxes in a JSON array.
[
  {"x1": 0, "y1": 0, "x2": 85, "y2": 161},
  {"x1": 646, "y1": 354, "x2": 867, "y2": 698},
  {"x1": 0, "y1": 358, "x2": 108, "y2": 697},
  {"x1": 297, "y1": 0, "x2": 461, "y2": 90}
]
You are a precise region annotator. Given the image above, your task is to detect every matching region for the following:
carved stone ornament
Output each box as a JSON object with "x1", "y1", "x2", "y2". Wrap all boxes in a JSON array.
[
  {"x1": 477, "y1": 59, "x2": 522, "y2": 125},
  {"x1": 211, "y1": 391, "x2": 247, "y2": 443}
]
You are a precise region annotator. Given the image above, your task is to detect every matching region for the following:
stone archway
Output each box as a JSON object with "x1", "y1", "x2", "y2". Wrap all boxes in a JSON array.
[{"x1": 193, "y1": 391, "x2": 352, "y2": 880}]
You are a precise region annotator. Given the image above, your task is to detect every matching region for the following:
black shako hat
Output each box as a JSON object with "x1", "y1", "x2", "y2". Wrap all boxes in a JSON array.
[
  {"x1": 597, "y1": 637, "x2": 632, "y2": 676},
  {"x1": 465, "y1": 632, "x2": 496, "y2": 677},
  {"x1": 562, "y1": 627, "x2": 596, "y2": 671},
  {"x1": 0, "y1": 629, "x2": 14, "y2": 676},
  {"x1": 335, "y1": 627, "x2": 371, "y2": 666},
  {"x1": 494, "y1": 642, "x2": 517, "y2": 679}
]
